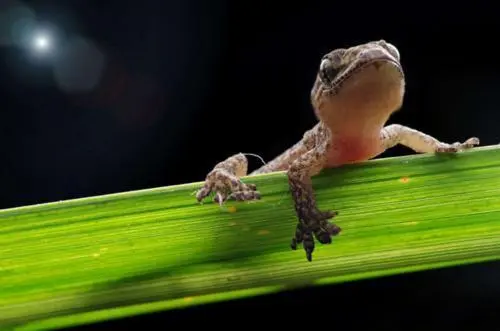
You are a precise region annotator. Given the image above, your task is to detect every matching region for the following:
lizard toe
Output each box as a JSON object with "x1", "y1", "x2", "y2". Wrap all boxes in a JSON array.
[
  {"x1": 291, "y1": 213, "x2": 339, "y2": 261},
  {"x1": 213, "y1": 191, "x2": 228, "y2": 204},
  {"x1": 302, "y1": 232, "x2": 315, "y2": 262},
  {"x1": 292, "y1": 207, "x2": 340, "y2": 261},
  {"x1": 436, "y1": 137, "x2": 480, "y2": 153},
  {"x1": 228, "y1": 190, "x2": 261, "y2": 201},
  {"x1": 195, "y1": 184, "x2": 213, "y2": 202},
  {"x1": 196, "y1": 167, "x2": 259, "y2": 204},
  {"x1": 463, "y1": 137, "x2": 480, "y2": 148}
]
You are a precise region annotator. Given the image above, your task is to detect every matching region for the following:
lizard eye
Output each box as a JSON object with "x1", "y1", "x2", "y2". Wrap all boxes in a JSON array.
[{"x1": 319, "y1": 58, "x2": 339, "y2": 85}]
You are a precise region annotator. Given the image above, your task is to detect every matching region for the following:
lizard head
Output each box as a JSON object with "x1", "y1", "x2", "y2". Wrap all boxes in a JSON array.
[{"x1": 311, "y1": 40, "x2": 405, "y2": 133}]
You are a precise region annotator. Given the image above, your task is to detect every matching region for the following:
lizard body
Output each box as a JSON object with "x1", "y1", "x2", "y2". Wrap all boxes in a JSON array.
[{"x1": 196, "y1": 40, "x2": 479, "y2": 262}]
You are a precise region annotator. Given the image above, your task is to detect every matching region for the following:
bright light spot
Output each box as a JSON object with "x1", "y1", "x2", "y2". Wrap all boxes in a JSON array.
[
  {"x1": 33, "y1": 33, "x2": 51, "y2": 52},
  {"x1": 35, "y1": 35, "x2": 47, "y2": 48}
]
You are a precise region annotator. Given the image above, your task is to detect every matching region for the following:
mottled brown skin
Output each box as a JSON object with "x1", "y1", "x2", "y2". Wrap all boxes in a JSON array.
[{"x1": 196, "y1": 40, "x2": 480, "y2": 262}]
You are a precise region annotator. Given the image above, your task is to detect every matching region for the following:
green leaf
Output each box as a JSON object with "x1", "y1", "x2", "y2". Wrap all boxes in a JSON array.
[{"x1": 2, "y1": 146, "x2": 500, "y2": 330}]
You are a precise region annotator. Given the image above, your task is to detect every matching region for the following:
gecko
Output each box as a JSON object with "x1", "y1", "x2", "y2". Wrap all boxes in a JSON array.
[{"x1": 195, "y1": 40, "x2": 480, "y2": 262}]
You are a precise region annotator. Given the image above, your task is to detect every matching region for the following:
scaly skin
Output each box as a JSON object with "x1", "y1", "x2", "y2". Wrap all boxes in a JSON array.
[{"x1": 196, "y1": 40, "x2": 480, "y2": 262}]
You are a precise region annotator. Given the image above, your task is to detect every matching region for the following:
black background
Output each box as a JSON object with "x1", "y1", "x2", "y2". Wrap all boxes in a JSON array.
[{"x1": 1, "y1": 1, "x2": 500, "y2": 329}]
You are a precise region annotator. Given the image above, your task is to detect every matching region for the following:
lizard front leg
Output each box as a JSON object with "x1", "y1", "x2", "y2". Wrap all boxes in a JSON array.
[
  {"x1": 381, "y1": 124, "x2": 480, "y2": 153},
  {"x1": 288, "y1": 125, "x2": 341, "y2": 262},
  {"x1": 196, "y1": 153, "x2": 260, "y2": 204},
  {"x1": 197, "y1": 125, "x2": 320, "y2": 205}
]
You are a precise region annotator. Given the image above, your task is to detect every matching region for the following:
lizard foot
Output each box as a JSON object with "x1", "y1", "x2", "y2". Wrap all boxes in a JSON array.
[
  {"x1": 290, "y1": 206, "x2": 341, "y2": 262},
  {"x1": 196, "y1": 169, "x2": 260, "y2": 205},
  {"x1": 436, "y1": 137, "x2": 480, "y2": 153},
  {"x1": 288, "y1": 162, "x2": 341, "y2": 262}
]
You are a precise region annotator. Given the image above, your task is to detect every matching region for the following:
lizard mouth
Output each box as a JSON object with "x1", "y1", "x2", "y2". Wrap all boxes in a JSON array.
[
  {"x1": 356, "y1": 57, "x2": 403, "y2": 75},
  {"x1": 326, "y1": 57, "x2": 404, "y2": 95}
]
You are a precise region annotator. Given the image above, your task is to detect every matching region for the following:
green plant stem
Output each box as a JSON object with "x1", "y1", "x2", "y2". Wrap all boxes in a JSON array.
[{"x1": 2, "y1": 146, "x2": 500, "y2": 330}]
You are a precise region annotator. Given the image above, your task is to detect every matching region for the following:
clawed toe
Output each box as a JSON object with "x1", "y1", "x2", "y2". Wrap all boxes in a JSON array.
[
  {"x1": 211, "y1": 188, "x2": 260, "y2": 204},
  {"x1": 195, "y1": 186, "x2": 212, "y2": 202},
  {"x1": 228, "y1": 190, "x2": 261, "y2": 201},
  {"x1": 325, "y1": 222, "x2": 342, "y2": 235},
  {"x1": 437, "y1": 137, "x2": 480, "y2": 153},
  {"x1": 246, "y1": 183, "x2": 257, "y2": 191},
  {"x1": 213, "y1": 191, "x2": 228, "y2": 204},
  {"x1": 316, "y1": 232, "x2": 332, "y2": 244},
  {"x1": 196, "y1": 168, "x2": 260, "y2": 205},
  {"x1": 291, "y1": 212, "x2": 340, "y2": 261},
  {"x1": 463, "y1": 137, "x2": 480, "y2": 148}
]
